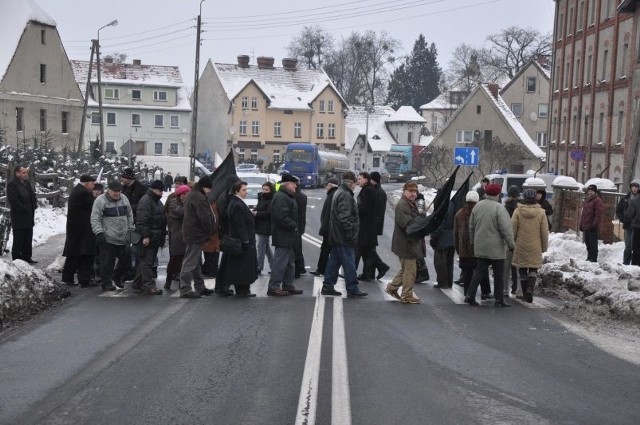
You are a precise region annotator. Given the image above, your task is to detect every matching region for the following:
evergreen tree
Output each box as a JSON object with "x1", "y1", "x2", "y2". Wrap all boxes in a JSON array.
[{"x1": 386, "y1": 34, "x2": 441, "y2": 111}]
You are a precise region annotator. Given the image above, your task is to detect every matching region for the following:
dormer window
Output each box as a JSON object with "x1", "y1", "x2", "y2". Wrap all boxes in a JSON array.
[{"x1": 154, "y1": 91, "x2": 167, "y2": 101}]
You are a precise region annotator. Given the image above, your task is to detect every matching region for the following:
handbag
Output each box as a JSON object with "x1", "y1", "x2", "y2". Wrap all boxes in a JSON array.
[{"x1": 220, "y1": 234, "x2": 242, "y2": 256}]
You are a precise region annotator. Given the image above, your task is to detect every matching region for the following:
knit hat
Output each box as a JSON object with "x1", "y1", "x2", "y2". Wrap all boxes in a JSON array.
[
  {"x1": 80, "y1": 174, "x2": 96, "y2": 182},
  {"x1": 149, "y1": 180, "x2": 165, "y2": 191},
  {"x1": 108, "y1": 180, "x2": 123, "y2": 191},
  {"x1": 630, "y1": 179, "x2": 640, "y2": 188},
  {"x1": 175, "y1": 185, "x2": 191, "y2": 196},
  {"x1": 326, "y1": 177, "x2": 339, "y2": 186},
  {"x1": 465, "y1": 191, "x2": 479, "y2": 203},
  {"x1": 280, "y1": 173, "x2": 298, "y2": 183},
  {"x1": 93, "y1": 183, "x2": 104, "y2": 191},
  {"x1": 507, "y1": 185, "x2": 519, "y2": 198},
  {"x1": 370, "y1": 172, "x2": 381, "y2": 184},
  {"x1": 485, "y1": 183, "x2": 502, "y2": 197},
  {"x1": 121, "y1": 168, "x2": 136, "y2": 179},
  {"x1": 523, "y1": 188, "x2": 537, "y2": 201},
  {"x1": 587, "y1": 184, "x2": 598, "y2": 193},
  {"x1": 198, "y1": 175, "x2": 213, "y2": 189}
]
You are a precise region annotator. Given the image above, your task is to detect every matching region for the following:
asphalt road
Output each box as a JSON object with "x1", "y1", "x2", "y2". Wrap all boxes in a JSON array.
[{"x1": 1, "y1": 183, "x2": 639, "y2": 425}]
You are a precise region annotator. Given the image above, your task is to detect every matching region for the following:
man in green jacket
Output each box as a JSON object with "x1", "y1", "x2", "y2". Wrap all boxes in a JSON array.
[{"x1": 465, "y1": 184, "x2": 515, "y2": 307}]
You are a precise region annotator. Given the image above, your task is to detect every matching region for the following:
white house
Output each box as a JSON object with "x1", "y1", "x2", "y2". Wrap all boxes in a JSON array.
[{"x1": 70, "y1": 58, "x2": 191, "y2": 157}]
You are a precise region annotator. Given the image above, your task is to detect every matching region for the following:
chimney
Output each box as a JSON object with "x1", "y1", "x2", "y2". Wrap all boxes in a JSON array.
[
  {"x1": 104, "y1": 56, "x2": 113, "y2": 64},
  {"x1": 237, "y1": 55, "x2": 250, "y2": 68},
  {"x1": 282, "y1": 58, "x2": 298, "y2": 71},
  {"x1": 257, "y1": 56, "x2": 274, "y2": 69},
  {"x1": 132, "y1": 59, "x2": 142, "y2": 67},
  {"x1": 487, "y1": 83, "x2": 500, "y2": 99}
]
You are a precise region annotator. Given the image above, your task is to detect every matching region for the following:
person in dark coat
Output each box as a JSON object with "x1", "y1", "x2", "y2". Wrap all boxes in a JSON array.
[
  {"x1": 535, "y1": 188, "x2": 553, "y2": 230},
  {"x1": 254, "y1": 182, "x2": 275, "y2": 274},
  {"x1": 617, "y1": 179, "x2": 640, "y2": 265},
  {"x1": 131, "y1": 180, "x2": 166, "y2": 295},
  {"x1": 7, "y1": 165, "x2": 38, "y2": 263},
  {"x1": 582, "y1": 184, "x2": 604, "y2": 262},
  {"x1": 211, "y1": 175, "x2": 241, "y2": 295},
  {"x1": 293, "y1": 178, "x2": 308, "y2": 278},
  {"x1": 224, "y1": 181, "x2": 259, "y2": 296},
  {"x1": 120, "y1": 167, "x2": 147, "y2": 221},
  {"x1": 163, "y1": 172, "x2": 174, "y2": 192},
  {"x1": 453, "y1": 191, "x2": 479, "y2": 296},
  {"x1": 430, "y1": 200, "x2": 455, "y2": 289},
  {"x1": 355, "y1": 172, "x2": 377, "y2": 280},
  {"x1": 311, "y1": 178, "x2": 339, "y2": 275},
  {"x1": 503, "y1": 185, "x2": 520, "y2": 295},
  {"x1": 369, "y1": 171, "x2": 390, "y2": 279},
  {"x1": 180, "y1": 176, "x2": 216, "y2": 298},
  {"x1": 164, "y1": 184, "x2": 190, "y2": 291},
  {"x1": 267, "y1": 174, "x2": 303, "y2": 296},
  {"x1": 62, "y1": 175, "x2": 97, "y2": 287}
]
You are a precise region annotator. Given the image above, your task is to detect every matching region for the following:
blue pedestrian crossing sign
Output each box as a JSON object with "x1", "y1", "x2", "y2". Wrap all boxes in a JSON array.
[{"x1": 454, "y1": 147, "x2": 480, "y2": 166}]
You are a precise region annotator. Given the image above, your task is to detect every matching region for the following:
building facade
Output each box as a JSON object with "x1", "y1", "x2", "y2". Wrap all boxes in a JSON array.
[
  {"x1": 549, "y1": 0, "x2": 639, "y2": 184},
  {"x1": 70, "y1": 58, "x2": 191, "y2": 157},
  {"x1": 196, "y1": 56, "x2": 347, "y2": 169},
  {"x1": 0, "y1": 2, "x2": 83, "y2": 150},
  {"x1": 419, "y1": 90, "x2": 469, "y2": 136}
]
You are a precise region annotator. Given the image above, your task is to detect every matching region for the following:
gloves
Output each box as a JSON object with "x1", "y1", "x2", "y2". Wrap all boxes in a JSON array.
[{"x1": 96, "y1": 233, "x2": 106, "y2": 245}]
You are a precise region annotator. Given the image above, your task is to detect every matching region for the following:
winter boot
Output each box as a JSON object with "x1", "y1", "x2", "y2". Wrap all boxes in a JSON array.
[
  {"x1": 517, "y1": 279, "x2": 527, "y2": 300},
  {"x1": 164, "y1": 275, "x2": 174, "y2": 291},
  {"x1": 524, "y1": 275, "x2": 536, "y2": 303}
]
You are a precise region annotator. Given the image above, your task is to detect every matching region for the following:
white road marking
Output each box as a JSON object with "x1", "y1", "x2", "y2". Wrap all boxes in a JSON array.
[
  {"x1": 332, "y1": 295, "x2": 352, "y2": 425},
  {"x1": 302, "y1": 233, "x2": 323, "y2": 246},
  {"x1": 438, "y1": 283, "x2": 467, "y2": 304}
]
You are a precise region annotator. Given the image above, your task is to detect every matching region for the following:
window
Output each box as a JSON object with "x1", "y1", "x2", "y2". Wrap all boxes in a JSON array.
[
  {"x1": 586, "y1": 54, "x2": 592, "y2": 82},
  {"x1": 589, "y1": 0, "x2": 595, "y2": 24},
  {"x1": 316, "y1": 123, "x2": 324, "y2": 138},
  {"x1": 251, "y1": 120, "x2": 260, "y2": 136},
  {"x1": 537, "y1": 132, "x2": 547, "y2": 147},
  {"x1": 238, "y1": 149, "x2": 245, "y2": 162},
  {"x1": 319, "y1": 100, "x2": 325, "y2": 113},
  {"x1": 558, "y1": 13, "x2": 564, "y2": 39},
  {"x1": 284, "y1": 110, "x2": 293, "y2": 115},
  {"x1": 456, "y1": 130, "x2": 473, "y2": 143},
  {"x1": 328, "y1": 123, "x2": 336, "y2": 138},
  {"x1": 39, "y1": 109, "x2": 46, "y2": 132},
  {"x1": 575, "y1": 58, "x2": 581, "y2": 85},
  {"x1": 170, "y1": 115, "x2": 179, "y2": 128},
  {"x1": 106, "y1": 112, "x2": 116, "y2": 126},
  {"x1": 169, "y1": 143, "x2": 179, "y2": 155},
  {"x1": 538, "y1": 103, "x2": 549, "y2": 118},
  {"x1": 605, "y1": 0, "x2": 612, "y2": 18},
  {"x1": 294, "y1": 122, "x2": 302, "y2": 138},
  {"x1": 601, "y1": 50, "x2": 608, "y2": 81},
  {"x1": 41, "y1": 29, "x2": 46, "y2": 45},
  {"x1": 572, "y1": 115, "x2": 577, "y2": 141},
  {"x1": 578, "y1": 1, "x2": 584, "y2": 31},
  {"x1": 40, "y1": 64, "x2": 46, "y2": 84},
  {"x1": 106, "y1": 141, "x2": 115, "y2": 153},
  {"x1": 131, "y1": 113, "x2": 141, "y2": 126},
  {"x1": 274, "y1": 121, "x2": 281, "y2": 137},
  {"x1": 273, "y1": 149, "x2": 281, "y2": 163},
  {"x1": 526, "y1": 76, "x2": 537, "y2": 93},
  {"x1": 239, "y1": 120, "x2": 247, "y2": 135},
  {"x1": 511, "y1": 103, "x2": 522, "y2": 118},
  {"x1": 251, "y1": 149, "x2": 258, "y2": 162},
  {"x1": 131, "y1": 90, "x2": 141, "y2": 101},
  {"x1": 105, "y1": 88, "x2": 119, "y2": 99},
  {"x1": 554, "y1": 65, "x2": 560, "y2": 90},
  {"x1": 154, "y1": 142, "x2": 163, "y2": 155},
  {"x1": 598, "y1": 112, "x2": 604, "y2": 143},
  {"x1": 567, "y1": 6, "x2": 573, "y2": 35},
  {"x1": 154, "y1": 114, "x2": 164, "y2": 127},
  {"x1": 328, "y1": 100, "x2": 334, "y2": 113},
  {"x1": 16, "y1": 107, "x2": 23, "y2": 131},
  {"x1": 617, "y1": 111, "x2": 624, "y2": 145},
  {"x1": 154, "y1": 91, "x2": 167, "y2": 101},
  {"x1": 621, "y1": 43, "x2": 629, "y2": 78},
  {"x1": 91, "y1": 112, "x2": 100, "y2": 125},
  {"x1": 476, "y1": 105, "x2": 481, "y2": 114},
  {"x1": 407, "y1": 132, "x2": 413, "y2": 144},
  {"x1": 565, "y1": 62, "x2": 570, "y2": 88},
  {"x1": 251, "y1": 96, "x2": 258, "y2": 109},
  {"x1": 241, "y1": 96, "x2": 248, "y2": 109},
  {"x1": 431, "y1": 115, "x2": 438, "y2": 134}
]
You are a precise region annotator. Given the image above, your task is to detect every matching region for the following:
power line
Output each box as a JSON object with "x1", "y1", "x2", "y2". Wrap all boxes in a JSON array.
[
  {"x1": 205, "y1": 0, "x2": 371, "y2": 20},
  {"x1": 101, "y1": 26, "x2": 194, "y2": 49},
  {"x1": 62, "y1": 18, "x2": 194, "y2": 43}
]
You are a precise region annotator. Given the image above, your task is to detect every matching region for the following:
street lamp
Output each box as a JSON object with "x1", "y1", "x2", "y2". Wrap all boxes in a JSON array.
[{"x1": 96, "y1": 19, "x2": 118, "y2": 153}]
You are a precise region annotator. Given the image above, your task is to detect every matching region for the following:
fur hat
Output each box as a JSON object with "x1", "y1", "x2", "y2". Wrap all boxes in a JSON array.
[
  {"x1": 370, "y1": 171, "x2": 381, "y2": 184},
  {"x1": 587, "y1": 184, "x2": 598, "y2": 193},
  {"x1": 149, "y1": 180, "x2": 165, "y2": 191},
  {"x1": 326, "y1": 177, "x2": 339, "y2": 186},
  {"x1": 465, "y1": 191, "x2": 479, "y2": 203},
  {"x1": 523, "y1": 188, "x2": 537, "y2": 201},
  {"x1": 198, "y1": 176, "x2": 213, "y2": 189},
  {"x1": 80, "y1": 174, "x2": 96, "y2": 182},
  {"x1": 485, "y1": 183, "x2": 502, "y2": 197},
  {"x1": 175, "y1": 185, "x2": 191, "y2": 196},
  {"x1": 108, "y1": 180, "x2": 123, "y2": 191},
  {"x1": 630, "y1": 179, "x2": 640, "y2": 188},
  {"x1": 507, "y1": 185, "x2": 519, "y2": 198},
  {"x1": 280, "y1": 173, "x2": 298, "y2": 183},
  {"x1": 93, "y1": 183, "x2": 104, "y2": 191},
  {"x1": 121, "y1": 168, "x2": 136, "y2": 179}
]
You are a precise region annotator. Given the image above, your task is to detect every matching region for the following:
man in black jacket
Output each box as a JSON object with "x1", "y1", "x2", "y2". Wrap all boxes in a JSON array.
[
  {"x1": 131, "y1": 180, "x2": 166, "y2": 295},
  {"x1": 369, "y1": 172, "x2": 390, "y2": 279},
  {"x1": 120, "y1": 167, "x2": 147, "y2": 221},
  {"x1": 293, "y1": 177, "x2": 308, "y2": 277},
  {"x1": 267, "y1": 174, "x2": 303, "y2": 296},
  {"x1": 7, "y1": 165, "x2": 38, "y2": 263},
  {"x1": 312, "y1": 178, "x2": 339, "y2": 275},
  {"x1": 62, "y1": 174, "x2": 97, "y2": 286},
  {"x1": 355, "y1": 172, "x2": 377, "y2": 281}
]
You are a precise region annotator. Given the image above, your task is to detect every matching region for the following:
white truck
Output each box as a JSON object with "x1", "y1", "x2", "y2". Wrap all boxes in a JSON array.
[{"x1": 134, "y1": 155, "x2": 211, "y2": 179}]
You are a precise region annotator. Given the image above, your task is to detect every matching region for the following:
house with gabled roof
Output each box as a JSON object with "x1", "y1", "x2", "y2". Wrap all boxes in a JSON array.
[
  {"x1": 0, "y1": 0, "x2": 83, "y2": 150},
  {"x1": 500, "y1": 57, "x2": 551, "y2": 152},
  {"x1": 345, "y1": 105, "x2": 428, "y2": 172},
  {"x1": 70, "y1": 58, "x2": 191, "y2": 157},
  {"x1": 196, "y1": 55, "x2": 348, "y2": 169},
  {"x1": 419, "y1": 89, "x2": 470, "y2": 136},
  {"x1": 429, "y1": 83, "x2": 545, "y2": 183}
]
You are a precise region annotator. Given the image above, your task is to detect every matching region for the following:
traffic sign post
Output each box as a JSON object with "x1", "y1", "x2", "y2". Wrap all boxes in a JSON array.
[{"x1": 454, "y1": 147, "x2": 480, "y2": 166}]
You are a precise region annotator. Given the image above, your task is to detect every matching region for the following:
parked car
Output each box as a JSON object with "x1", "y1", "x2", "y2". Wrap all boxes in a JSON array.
[
  {"x1": 236, "y1": 163, "x2": 260, "y2": 173},
  {"x1": 237, "y1": 172, "x2": 277, "y2": 185},
  {"x1": 242, "y1": 184, "x2": 262, "y2": 209}
]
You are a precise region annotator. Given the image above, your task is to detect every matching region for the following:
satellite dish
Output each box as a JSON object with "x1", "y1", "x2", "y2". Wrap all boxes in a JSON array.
[
  {"x1": 530, "y1": 112, "x2": 538, "y2": 122},
  {"x1": 229, "y1": 126, "x2": 236, "y2": 135}
]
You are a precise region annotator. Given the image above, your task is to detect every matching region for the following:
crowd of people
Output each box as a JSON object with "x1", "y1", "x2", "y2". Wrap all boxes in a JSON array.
[{"x1": 5, "y1": 163, "x2": 615, "y2": 304}]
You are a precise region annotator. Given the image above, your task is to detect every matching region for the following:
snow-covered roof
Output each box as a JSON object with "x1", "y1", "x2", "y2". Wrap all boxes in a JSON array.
[
  {"x1": 345, "y1": 105, "x2": 395, "y2": 151},
  {"x1": 386, "y1": 106, "x2": 426, "y2": 123},
  {"x1": 500, "y1": 58, "x2": 551, "y2": 94},
  {"x1": 70, "y1": 60, "x2": 191, "y2": 111},
  {"x1": 212, "y1": 61, "x2": 346, "y2": 111},
  {"x1": 479, "y1": 84, "x2": 546, "y2": 159},
  {"x1": 0, "y1": 0, "x2": 56, "y2": 82},
  {"x1": 584, "y1": 177, "x2": 617, "y2": 191},
  {"x1": 420, "y1": 92, "x2": 456, "y2": 110}
]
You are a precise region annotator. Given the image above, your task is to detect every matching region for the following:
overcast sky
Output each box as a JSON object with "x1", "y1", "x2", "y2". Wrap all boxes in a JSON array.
[{"x1": 45, "y1": 0, "x2": 555, "y2": 89}]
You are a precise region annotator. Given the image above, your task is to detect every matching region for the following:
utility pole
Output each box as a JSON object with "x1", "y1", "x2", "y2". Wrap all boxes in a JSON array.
[
  {"x1": 96, "y1": 38, "x2": 105, "y2": 153},
  {"x1": 78, "y1": 40, "x2": 97, "y2": 153},
  {"x1": 190, "y1": 0, "x2": 205, "y2": 180}
]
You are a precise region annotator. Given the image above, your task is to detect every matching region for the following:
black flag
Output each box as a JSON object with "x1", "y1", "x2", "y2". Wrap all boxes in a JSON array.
[
  {"x1": 208, "y1": 151, "x2": 237, "y2": 201},
  {"x1": 450, "y1": 171, "x2": 473, "y2": 215}
]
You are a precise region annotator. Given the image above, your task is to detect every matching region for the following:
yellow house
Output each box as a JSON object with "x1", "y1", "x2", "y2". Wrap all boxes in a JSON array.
[{"x1": 196, "y1": 56, "x2": 347, "y2": 170}]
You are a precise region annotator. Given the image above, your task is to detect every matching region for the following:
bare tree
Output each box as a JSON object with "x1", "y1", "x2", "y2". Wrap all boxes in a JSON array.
[
  {"x1": 287, "y1": 26, "x2": 334, "y2": 70},
  {"x1": 422, "y1": 144, "x2": 455, "y2": 185},
  {"x1": 475, "y1": 135, "x2": 532, "y2": 175},
  {"x1": 445, "y1": 43, "x2": 483, "y2": 91}
]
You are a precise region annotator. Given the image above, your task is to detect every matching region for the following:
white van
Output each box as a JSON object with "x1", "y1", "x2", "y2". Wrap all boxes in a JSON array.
[
  {"x1": 472, "y1": 173, "x2": 558, "y2": 199},
  {"x1": 135, "y1": 155, "x2": 211, "y2": 179}
]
